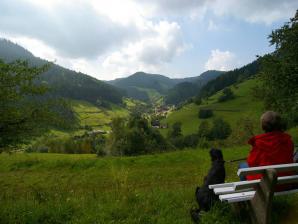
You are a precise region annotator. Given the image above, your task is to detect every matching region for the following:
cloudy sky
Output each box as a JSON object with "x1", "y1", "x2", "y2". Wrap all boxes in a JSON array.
[{"x1": 0, "y1": 0, "x2": 297, "y2": 80}]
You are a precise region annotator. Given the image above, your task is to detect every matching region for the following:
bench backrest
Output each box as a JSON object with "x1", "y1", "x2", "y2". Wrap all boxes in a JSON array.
[{"x1": 237, "y1": 163, "x2": 298, "y2": 179}]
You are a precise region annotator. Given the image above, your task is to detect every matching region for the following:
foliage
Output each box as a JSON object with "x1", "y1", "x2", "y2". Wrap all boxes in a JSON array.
[
  {"x1": 106, "y1": 115, "x2": 170, "y2": 156},
  {"x1": 0, "y1": 60, "x2": 78, "y2": 149},
  {"x1": 194, "y1": 97, "x2": 202, "y2": 105},
  {"x1": 27, "y1": 134, "x2": 106, "y2": 154},
  {"x1": 218, "y1": 88, "x2": 235, "y2": 102},
  {"x1": 198, "y1": 60, "x2": 259, "y2": 99},
  {"x1": 198, "y1": 109, "x2": 213, "y2": 119},
  {"x1": 198, "y1": 120, "x2": 211, "y2": 138},
  {"x1": 209, "y1": 118, "x2": 232, "y2": 140},
  {"x1": 256, "y1": 10, "x2": 298, "y2": 125},
  {"x1": 183, "y1": 134, "x2": 199, "y2": 148},
  {"x1": 167, "y1": 122, "x2": 182, "y2": 138},
  {"x1": 165, "y1": 82, "x2": 198, "y2": 105}
]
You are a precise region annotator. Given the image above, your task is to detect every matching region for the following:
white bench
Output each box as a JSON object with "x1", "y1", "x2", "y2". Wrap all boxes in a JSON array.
[{"x1": 209, "y1": 163, "x2": 298, "y2": 224}]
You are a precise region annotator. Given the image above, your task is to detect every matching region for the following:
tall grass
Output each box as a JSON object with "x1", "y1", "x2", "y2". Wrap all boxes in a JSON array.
[{"x1": 0, "y1": 147, "x2": 297, "y2": 223}]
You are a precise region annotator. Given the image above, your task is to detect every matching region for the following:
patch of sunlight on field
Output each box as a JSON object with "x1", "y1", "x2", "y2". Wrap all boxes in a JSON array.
[{"x1": 72, "y1": 100, "x2": 129, "y2": 131}]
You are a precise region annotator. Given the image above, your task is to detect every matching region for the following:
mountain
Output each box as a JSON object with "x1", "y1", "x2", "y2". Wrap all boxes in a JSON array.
[
  {"x1": 108, "y1": 70, "x2": 223, "y2": 103},
  {"x1": 165, "y1": 70, "x2": 224, "y2": 105},
  {"x1": 198, "y1": 60, "x2": 260, "y2": 98},
  {"x1": 108, "y1": 71, "x2": 175, "y2": 94},
  {"x1": 0, "y1": 39, "x2": 124, "y2": 106}
]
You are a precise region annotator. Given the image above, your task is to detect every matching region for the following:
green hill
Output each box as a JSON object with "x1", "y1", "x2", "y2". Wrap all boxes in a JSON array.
[
  {"x1": 108, "y1": 71, "x2": 222, "y2": 104},
  {"x1": 161, "y1": 78, "x2": 264, "y2": 136},
  {"x1": 0, "y1": 39, "x2": 124, "y2": 105}
]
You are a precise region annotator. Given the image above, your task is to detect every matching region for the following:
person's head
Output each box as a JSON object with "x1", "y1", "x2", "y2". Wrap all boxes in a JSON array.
[
  {"x1": 210, "y1": 148, "x2": 224, "y2": 162},
  {"x1": 260, "y1": 111, "x2": 284, "y2": 132}
]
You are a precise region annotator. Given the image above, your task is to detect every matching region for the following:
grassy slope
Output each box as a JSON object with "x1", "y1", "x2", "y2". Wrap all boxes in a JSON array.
[
  {"x1": 161, "y1": 79, "x2": 264, "y2": 136},
  {"x1": 0, "y1": 148, "x2": 297, "y2": 223},
  {"x1": 161, "y1": 78, "x2": 298, "y2": 142},
  {"x1": 72, "y1": 100, "x2": 129, "y2": 131},
  {"x1": 135, "y1": 87, "x2": 164, "y2": 105}
]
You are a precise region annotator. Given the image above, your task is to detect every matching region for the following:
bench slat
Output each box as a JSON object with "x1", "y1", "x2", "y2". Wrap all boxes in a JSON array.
[
  {"x1": 220, "y1": 188, "x2": 298, "y2": 203},
  {"x1": 213, "y1": 175, "x2": 298, "y2": 195},
  {"x1": 214, "y1": 187, "x2": 254, "y2": 195},
  {"x1": 235, "y1": 175, "x2": 298, "y2": 190},
  {"x1": 219, "y1": 191, "x2": 255, "y2": 202},
  {"x1": 237, "y1": 163, "x2": 298, "y2": 178},
  {"x1": 209, "y1": 182, "x2": 234, "y2": 189}
]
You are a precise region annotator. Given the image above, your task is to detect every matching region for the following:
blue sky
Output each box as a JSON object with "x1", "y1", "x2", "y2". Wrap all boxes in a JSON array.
[{"x1": 0, "y1": 0, "x2": 297, "y2": 80}]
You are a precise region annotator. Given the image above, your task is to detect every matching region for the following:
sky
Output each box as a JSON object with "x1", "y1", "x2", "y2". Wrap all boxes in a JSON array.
[{"x1": 0, "y1": 0, "x2": 297, "y2": 80}]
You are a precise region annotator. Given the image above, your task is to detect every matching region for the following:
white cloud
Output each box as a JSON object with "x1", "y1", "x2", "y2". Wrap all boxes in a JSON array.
[
  {"x1": 209, "y1": 0, "x2": 298, "y2": 25},
  {"x1": 205, "y1": 49, "x2": 238, "y2": 71},
  {"x1": 0, "y1": 0, "x2": 297, "y2": 80},
  {"x1": 137, "y1": 0, "x2": 298, "y2": 25},
  {"x1": 102, "y1": 21, "x2": 186, "y2": 78},
  {"x1": 207, "y1": 20, "x2": 218, "y2": 31}
]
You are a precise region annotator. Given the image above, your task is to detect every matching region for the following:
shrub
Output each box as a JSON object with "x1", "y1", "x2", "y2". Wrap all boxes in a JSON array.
[
  {"x1": 194, "y1": 97, "x2": 202, "y2": 105},
  {"x1": 197, "y1": 121, "x2": 210, "y2": 138},
  {"x1": 198, "y1": 109, "x2": 213, "y2": 119},
  {"x1": 167, "y1": 122, "x2": 182, "y2": 138},
  {"x1": 106, "y1": 115, "x2": 170, "y2": 156},
  {"x1": 183, "y1": 134, "x2": 199, "y2": 148},
  {"x1": 209, "y1": 118, "x2": 232, "y2": 140},
  {"x1": 218, "y1": 88, "x2": 235, "y2": 102},
  {"x1": 170, "y1": 136, "x2": 185, "y2": 149}
]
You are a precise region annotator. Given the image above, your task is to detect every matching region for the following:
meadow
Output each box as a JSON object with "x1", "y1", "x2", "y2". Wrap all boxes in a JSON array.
[
  {"x1": 72, "y1": 100, "x2": 129, "y2": 132},
  {"x1": 161, "y1": 79, "x2": 264, "y2": 136},
  {"x1": 1, "y1": 147, "x2": 297, "y2": 224}
]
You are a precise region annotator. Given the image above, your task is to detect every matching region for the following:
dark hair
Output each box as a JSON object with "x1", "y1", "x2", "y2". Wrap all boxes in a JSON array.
[
  {"x1": 261, "y1": 111, "x2": 285, "y2": 132},
  {"x1": 209, "y1": 148, "x2": 224, "y2": 161}
]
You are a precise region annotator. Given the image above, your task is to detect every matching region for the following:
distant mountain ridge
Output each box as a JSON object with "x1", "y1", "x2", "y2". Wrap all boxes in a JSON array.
[
  {"x1": 108, "y1": 70, "x2": 223, "y2": 103},
  {"x1": 0, "y1": 39, "x2": 124, "y2": 106}
]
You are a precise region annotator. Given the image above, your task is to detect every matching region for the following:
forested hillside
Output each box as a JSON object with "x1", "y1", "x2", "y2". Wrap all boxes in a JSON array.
[
  {"x1": 198, "y1": 60, "x2": 260, "y2": 98},
  {"x1": 108, "y1": 70, "x2": 222, "y2": 104},
  {"x1": 0, "y1": 39, "x2": 124, "y2": 106}
]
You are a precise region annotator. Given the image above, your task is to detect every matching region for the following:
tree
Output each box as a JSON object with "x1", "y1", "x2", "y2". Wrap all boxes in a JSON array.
[
  {"x1": 168, "y1": 122, "x2": 182, "y2": 138},
  {"x1": 106, "y1": 115, "x2": 170, "y2": 156},
  {"x1": 257, "y1": 10, "x2": 298, "y2": 124},
  {"x1": 0, "y1": 60, "x2": 77, "y2": 149},
  {"x1": 209, "y1": 118, "x2": 231, "y2": 140},
  {"x1": 218, "y1": 88, "x2": 235, "y2": 102},
  {"x1": 198, "y1": 109, "x2": 213, "y2": 119},
  {"x1": 197, "y1": 120, "x2": 210, "y2": 138}
]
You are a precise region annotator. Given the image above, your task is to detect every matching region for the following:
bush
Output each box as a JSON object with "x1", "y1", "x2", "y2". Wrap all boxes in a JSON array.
[
  {"x1": 198, "y1": 109, "x2": 213, "y2": 119},
  {"x1": 27, "y1": 134, "x2": 106, "y2": 154},
  {"x1": 209, "y1": 118, "x2": 232, "y2": 140},
  {"x1": 194, "y1": 97, "x2": 202, "y2": 105},
  {"x1": 183, "y1": 134, "x2": 199, "y2": 148},
  {"x1": 170, "y1": 136, "x2": 185, "y2": 149},
  {"x1": 198, "y1": 121, "x2": 210, "y2": 138},
  {"x1": 167, "y1": 122, "x2": 182, "y2": 138},
  {"x1": 106, "y1": 115, "x2": 170, "y2": 156},
  {"x1": 218, "y1": 88, "x2": 235, "y2": 102}
]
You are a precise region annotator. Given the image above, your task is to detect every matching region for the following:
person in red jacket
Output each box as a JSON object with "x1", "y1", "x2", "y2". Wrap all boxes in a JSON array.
[{"x1": 240, "y1": 111, "x2": 294, "y2": 181}]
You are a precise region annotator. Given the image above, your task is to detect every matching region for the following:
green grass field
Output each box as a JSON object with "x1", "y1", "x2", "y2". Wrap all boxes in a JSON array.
[
  {"x1": 0, "y1": 147, "x2": 297, "y2": 224},
  {"x1": 161, "y1": 79, "x2": 264, "y2": 136},
  {"x1": 72, "y1": 100, "x2": 129, "y2": 131}
]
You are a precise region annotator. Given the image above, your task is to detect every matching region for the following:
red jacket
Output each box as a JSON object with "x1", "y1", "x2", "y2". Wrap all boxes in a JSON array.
[{"x1": 246, "y1": 131, "x2": 294, "y2": 180}]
